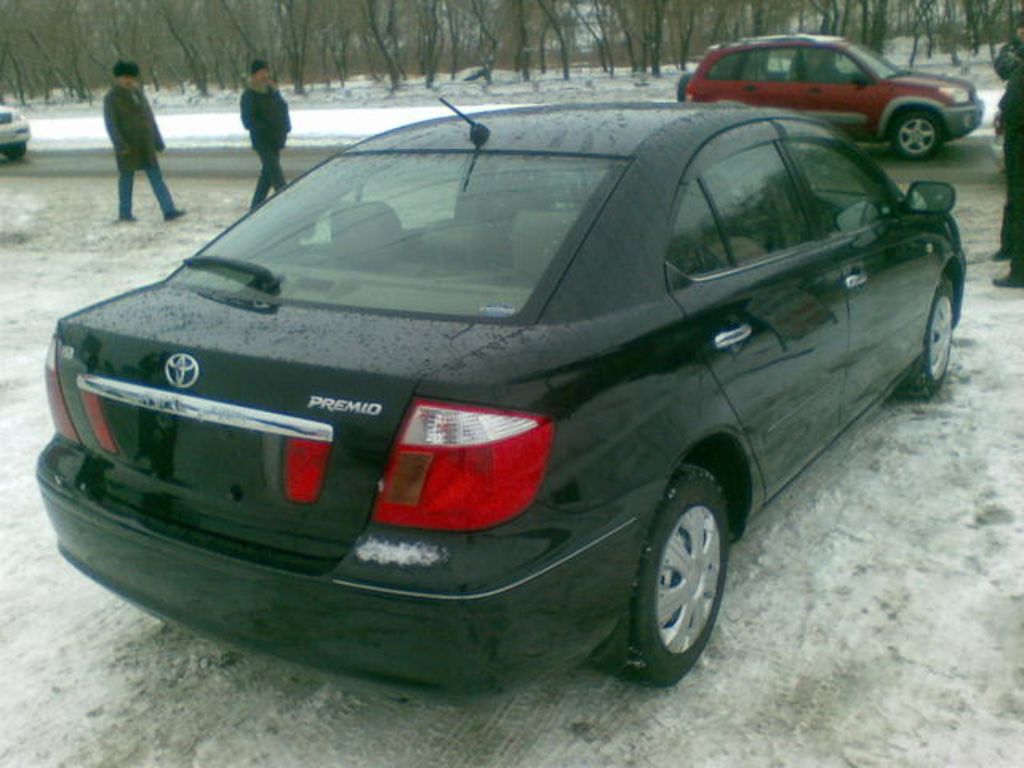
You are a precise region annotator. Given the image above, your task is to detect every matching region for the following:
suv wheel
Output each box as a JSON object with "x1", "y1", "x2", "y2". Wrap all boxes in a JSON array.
[
  {"x1": 3, "y1": 144, "x2": 27, "y2": 161},
  {"x1": 889, "y1": 110, "x2": 943, "y2": 160}
]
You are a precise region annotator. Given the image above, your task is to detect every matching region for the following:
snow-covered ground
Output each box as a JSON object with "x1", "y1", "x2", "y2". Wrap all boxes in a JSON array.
[{"x1": 1, "y1": 52, "x2": 1023, "y2": 767}]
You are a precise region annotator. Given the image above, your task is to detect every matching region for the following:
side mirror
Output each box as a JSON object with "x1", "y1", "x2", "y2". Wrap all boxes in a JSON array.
[
  {"x1": 905, "y1": 181, "x2": 956, "y2": 214},
  {"x1": 851, "y1": 74, "x2": 871, "y2": 88}
]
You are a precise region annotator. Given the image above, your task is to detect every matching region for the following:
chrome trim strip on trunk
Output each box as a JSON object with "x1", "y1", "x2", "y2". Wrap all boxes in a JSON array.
[{"x1": 77, "y1": 374, "x2": 334, "y2": 443}]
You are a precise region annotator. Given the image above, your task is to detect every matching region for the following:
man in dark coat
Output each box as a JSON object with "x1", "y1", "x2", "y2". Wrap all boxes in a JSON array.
[
  {"x1": 241, "y1": 59, "x2": 291, "y2": 210},
  {"x1": 993, "y1": 14, "x2": 1024, "y2": 287},
  {"x1": 103, "y1": 60, "x2": 184, "y2": 223}
]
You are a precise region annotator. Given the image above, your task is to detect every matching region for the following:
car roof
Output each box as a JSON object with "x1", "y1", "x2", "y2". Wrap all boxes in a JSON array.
[
  {"x1": 346, "y1": 102, "x2": 769, "y2": 159},
  {"x1": 710, "y1": 34, "x2": 848, "y2": 51}
]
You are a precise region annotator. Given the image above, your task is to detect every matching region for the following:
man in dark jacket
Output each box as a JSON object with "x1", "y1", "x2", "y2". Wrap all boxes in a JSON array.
[
  {"x1": 241, "y1": 59, "x2": 291, "y2": 210},
  {"x1": 994, "y1": 14, "x2": 1024, "y2": 287},
  {"x1": 103, "y1": 60, "x2": 184, "y2": 223}
]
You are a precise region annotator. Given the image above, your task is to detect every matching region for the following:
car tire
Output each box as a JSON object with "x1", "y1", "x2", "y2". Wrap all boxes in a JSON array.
[
  {"x1": 897, "y1": 277, "x2": 954, "y2": 398},
  {"x1": 3, "y1": 144, "x2": 27, "y2": 161},
  {"x1": 627, "y1": 464, "x2": 729, "y2": 686},
  {"x1": 676, "y1": 73, "x2": 692, "y2": 102},
  {"x1": 889, "y1": 110, "x2": 943, "y2": 160}
]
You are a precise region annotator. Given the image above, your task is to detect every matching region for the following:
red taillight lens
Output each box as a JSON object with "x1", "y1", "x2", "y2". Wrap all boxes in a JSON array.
[
  {"x1": 45, "y1": 337, "x2": 80, "y2": 443},
  {"x1": 80, "y1": 391, "x2": 119, "y2": 454},
  {"x1": 373, "y1": 400, "x2": 554, "y2": 531},
  {"x1": 284, "y1": 438, "x2": 332, "y2": 504}
]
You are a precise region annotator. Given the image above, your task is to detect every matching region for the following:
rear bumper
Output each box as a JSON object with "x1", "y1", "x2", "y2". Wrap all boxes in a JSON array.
[{"x1": 38, "y1": 460, "x2": 638, "y2": 691}]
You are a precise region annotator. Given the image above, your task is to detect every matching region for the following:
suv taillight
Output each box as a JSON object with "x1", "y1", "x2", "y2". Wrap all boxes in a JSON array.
[
  {"x1": 372, "y1": 400, "x2": 554, "y2": 531},
  {"x1": 45, "y1": 337, "x2": 80, "y2": 443}
]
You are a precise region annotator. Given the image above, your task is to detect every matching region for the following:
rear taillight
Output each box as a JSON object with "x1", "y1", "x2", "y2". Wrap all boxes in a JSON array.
[
  {"x1": 284, "y1": 438, "x2": 332, "y2": 504},
  {"x1": 45, "y1": 337, "x2": 80, "y2": 443},
  {"x1": 373, "y1": 400, "x2": 554, "y2": 532},
  {"x1": 80, "y1": 390, "x2": 119, "y2": 454}
]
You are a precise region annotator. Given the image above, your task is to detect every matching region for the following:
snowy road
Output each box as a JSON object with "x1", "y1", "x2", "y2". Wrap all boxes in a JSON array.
[
  {"x1": 0, "y1": 137, "x2": 1003, "y2": 185},
  {"x1": 1, "y1": 172, "x2": 1022, "y2": 767}
]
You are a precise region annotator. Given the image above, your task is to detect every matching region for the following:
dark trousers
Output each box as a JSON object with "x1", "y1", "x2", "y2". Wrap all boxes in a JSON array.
[
  {"x1": 251, "y1": 147, "x2": 286, "y2": 209},
  {"x1": 1004, "y1": 131, "x2": 1024, "y2": 276}
]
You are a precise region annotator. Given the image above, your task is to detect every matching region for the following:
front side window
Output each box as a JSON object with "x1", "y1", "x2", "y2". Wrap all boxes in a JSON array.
[
  {"x1": 173, "y1": 153, "x2": 623, "y2": 319},
  {"x1": 785, "y1": 141, "x2": 893, "y2": 233},
  {"x1": 846, "y1": 43, "x2": 902, "y2": 79},
  {"x1": 800, "y1": 48, "x2": 868, "y2": 84},
  {"x1": 700, "y1": 144, "x2": 809, "y2": 265}
]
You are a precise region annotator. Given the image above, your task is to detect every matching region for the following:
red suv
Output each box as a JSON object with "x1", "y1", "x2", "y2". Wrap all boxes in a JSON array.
[{"x1": 684, "y1": 35, "x2": 983, "y2": 159}]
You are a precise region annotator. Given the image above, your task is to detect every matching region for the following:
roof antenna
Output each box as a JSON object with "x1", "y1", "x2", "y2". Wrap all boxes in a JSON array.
[{"x1": 439, "y1": 98, "x2": 490, "y2": 150}]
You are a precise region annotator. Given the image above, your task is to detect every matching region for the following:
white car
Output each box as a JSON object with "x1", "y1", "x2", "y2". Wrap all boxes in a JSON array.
[{"x1": 0, "y1": 105, "x2": 30, "y2": 161}]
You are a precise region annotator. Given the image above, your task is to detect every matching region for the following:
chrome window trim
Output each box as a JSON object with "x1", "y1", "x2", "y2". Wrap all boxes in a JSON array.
[{"x1": 77, "y1": 374, "x2": 333, "y2": 443}]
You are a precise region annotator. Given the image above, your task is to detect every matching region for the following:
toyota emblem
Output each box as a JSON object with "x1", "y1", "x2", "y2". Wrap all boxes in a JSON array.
[{"x1": 165, "y1": 353, "x2": 200, "y2": 389}]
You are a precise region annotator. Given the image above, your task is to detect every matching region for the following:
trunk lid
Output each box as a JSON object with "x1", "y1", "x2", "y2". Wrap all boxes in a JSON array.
[{"x1": 57, "y1": 284, "x2": 501, "y2": 567}]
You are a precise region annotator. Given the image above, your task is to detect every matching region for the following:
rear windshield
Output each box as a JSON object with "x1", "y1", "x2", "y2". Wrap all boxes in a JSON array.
[{"x1": 173, "y1": 152, "x2": 623, "y2": 319}]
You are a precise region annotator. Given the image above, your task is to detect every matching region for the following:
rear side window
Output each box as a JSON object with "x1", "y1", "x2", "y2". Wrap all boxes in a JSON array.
[
  {"x1": 707, "y1": 52, "x2": 745, "y2": 80},
  {"x1": 738, "y1": 47, "x2": 799, "y2": 82},
  {"x1": 785, "y1": 141, "x2": 892, "y2": 233},
  {"x1": 666, "y1": 183, "x2": 729, "y2": 276},
  {"x1": 700, "y1": 144, "x2": 809, "y2": 265},
  {"x1": 174, "y1": 153, "x2": 623, "y2": 319}
]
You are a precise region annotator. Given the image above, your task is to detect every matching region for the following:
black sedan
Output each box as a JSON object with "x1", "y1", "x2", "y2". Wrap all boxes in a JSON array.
[{"x1": 38, "y1": 103, "x2": 964, "y2": 691}]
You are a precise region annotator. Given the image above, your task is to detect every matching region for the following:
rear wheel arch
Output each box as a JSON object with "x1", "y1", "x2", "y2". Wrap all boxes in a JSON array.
[{"x1": 680, "y1": 433, "x2": 755, "y2": 540}]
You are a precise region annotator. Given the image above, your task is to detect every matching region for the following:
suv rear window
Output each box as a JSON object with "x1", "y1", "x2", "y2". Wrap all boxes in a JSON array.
[{"x1": 174, "y1": 153, "x2": 623, "y2": 319}]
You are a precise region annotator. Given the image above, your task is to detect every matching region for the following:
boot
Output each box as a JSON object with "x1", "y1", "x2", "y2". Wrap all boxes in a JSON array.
[{"x1": 993, "y1": 272, "x2": 1024, "y2": 288}]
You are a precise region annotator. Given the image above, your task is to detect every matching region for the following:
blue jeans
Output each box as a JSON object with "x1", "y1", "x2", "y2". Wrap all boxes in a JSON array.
[{"x1": 118, "y1": 165, "x2": 176, "y2": 219}]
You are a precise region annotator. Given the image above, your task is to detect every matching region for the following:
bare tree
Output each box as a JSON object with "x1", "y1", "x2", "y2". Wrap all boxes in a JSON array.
[
  {"x1": 416, "y1": 0, "x2": 444, "y2": 86},
  {"x1": 511, "y1": 0, "x2": 533, "y2": 79},
  {"x1": 467, "y1": 0, "x2": 500, "y2": 78},
  {"x1": 362, "y1": 0, "x2": 405, "y2": 90},
  {"x1": 275, "y1": 0, "x2": 316, "y2": 93},
  {"x1": 571, "y1": 0, "x2": 616, "y2": 75},
  {"x1": 155, "y1": 0, "x2": 211, "y2": 94}
]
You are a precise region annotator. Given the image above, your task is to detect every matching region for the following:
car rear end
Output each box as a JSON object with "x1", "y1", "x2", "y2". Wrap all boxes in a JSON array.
[
  {"x1": 0, "y1": 106, "x2": 30, "y2": 159},
  {"x1": 37, "y1": 141, "x2": 643, "y2": 690}
]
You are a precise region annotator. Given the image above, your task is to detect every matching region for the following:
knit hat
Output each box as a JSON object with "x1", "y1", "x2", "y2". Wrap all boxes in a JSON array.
[
  {"x1": 250, "y1": 59, "x2": 270, "y2": 75},
  {"x1": 112, "y1": 60, "x2": 140, "y2": 78}
]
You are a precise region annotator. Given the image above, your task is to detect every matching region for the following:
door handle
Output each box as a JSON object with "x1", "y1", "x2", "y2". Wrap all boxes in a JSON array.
[
  {"x1": 844, "y1": 272, "x2": 868, "y2": 290},
  {"x1": 713, "y1": 323, "x2": 753, "y2": 350},
  {"x1": 809, "y1": 87, "x2": 822, "y2": 94}
]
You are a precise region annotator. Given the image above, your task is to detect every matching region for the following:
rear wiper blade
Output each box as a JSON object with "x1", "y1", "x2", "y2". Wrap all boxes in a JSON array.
[{"x1": 183, "y1": 255, "x2": 281, "y2": 294}]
